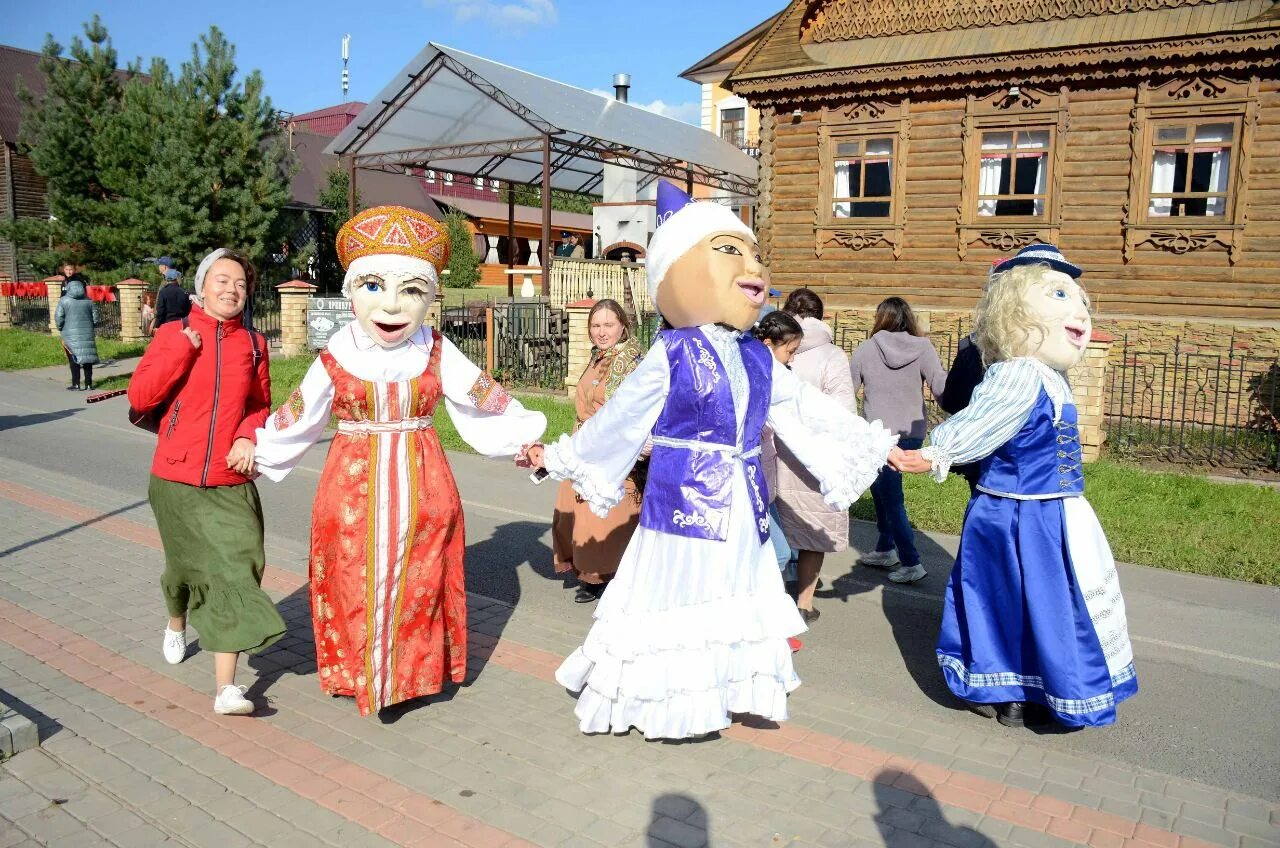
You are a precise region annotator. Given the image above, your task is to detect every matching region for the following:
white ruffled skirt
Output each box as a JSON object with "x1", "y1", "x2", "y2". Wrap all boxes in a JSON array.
[{"x1": 555, "y1": 468, "x2": 806, "y2": 740}]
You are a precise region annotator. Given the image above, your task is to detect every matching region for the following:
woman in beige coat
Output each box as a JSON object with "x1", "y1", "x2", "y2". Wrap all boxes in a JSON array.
[{"x1": 774, "y1": 289, "x2": 858, "y2": 623}]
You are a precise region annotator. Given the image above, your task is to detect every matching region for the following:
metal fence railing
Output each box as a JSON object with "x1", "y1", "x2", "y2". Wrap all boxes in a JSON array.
[
  {"x1": 96, "y1": 298, "x2": 121, "y2": 339},
  {"x1": 1106, "y1": 335, "x2": 1280, "y2": 472},
  {"x1": 249, "y1": 287, "x2": 281, "y2": 342},
  {"x1": 492, "y1": 301, "x2": 568, "y2": 390},
  {"x1": 9, "y1": 296, "x2": 48, "y2": 331}
]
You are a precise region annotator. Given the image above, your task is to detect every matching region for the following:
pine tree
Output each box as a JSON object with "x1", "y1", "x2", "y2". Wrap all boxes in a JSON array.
[
  {"x1": 443, "y1": 211, "x2": 479, "y2": 289},
  {"x1": 315, "y1": 166, "x2": 360, "y2": 286},
  {"x1": 14, "y1": 19, "x2": 293, "y2": 277},
  {"x1": 13, "y1": 16, "x2": 129, "y2": 270}
]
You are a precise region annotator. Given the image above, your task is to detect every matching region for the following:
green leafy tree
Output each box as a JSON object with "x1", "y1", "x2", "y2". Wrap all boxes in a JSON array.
[
  {"x1": 442, "y1": 211, "x2": 479, "y2": 289},
  {"x1": 499, "y1": 184, "x2": 596, "y2": 215}
]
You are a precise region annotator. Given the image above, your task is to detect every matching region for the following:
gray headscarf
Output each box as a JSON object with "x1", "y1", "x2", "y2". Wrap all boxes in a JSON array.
[{"x1": 192, "y1": 248, "x2": 255, "y2": 328}]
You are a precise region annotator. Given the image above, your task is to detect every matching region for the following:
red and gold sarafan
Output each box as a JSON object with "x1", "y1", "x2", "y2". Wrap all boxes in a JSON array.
[{"x1": 308, "y1": 330, "x2": 466, "y2": 715}]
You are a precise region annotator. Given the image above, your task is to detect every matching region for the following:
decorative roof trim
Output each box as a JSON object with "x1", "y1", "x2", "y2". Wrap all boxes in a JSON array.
[{"x1": 729, "y1": 31, "x2": 1280, "y2": 102}]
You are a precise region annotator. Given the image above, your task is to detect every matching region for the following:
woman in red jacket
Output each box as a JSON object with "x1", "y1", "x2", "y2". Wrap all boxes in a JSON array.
[{"x1": 127, "y1": 248, "x2": 284, "y2": 716}]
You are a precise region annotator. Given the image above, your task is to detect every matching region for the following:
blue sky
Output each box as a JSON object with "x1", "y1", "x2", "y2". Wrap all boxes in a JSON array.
[{"x1": 5, "y1": 0, "x2": 783, "y2": 123}]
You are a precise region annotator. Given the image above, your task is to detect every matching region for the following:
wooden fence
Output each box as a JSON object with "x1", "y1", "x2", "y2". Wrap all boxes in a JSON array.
[{"x1": 548, "y1": 258, "x2": 651, "y2": 315}]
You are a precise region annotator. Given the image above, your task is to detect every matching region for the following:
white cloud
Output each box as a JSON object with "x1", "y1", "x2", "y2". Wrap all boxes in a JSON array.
[
  {"x1": 425, "y1": 0, "x2": 558, "y2": 28},
  {"x1": 589, "y1": 88, "x2": 701, "y2": 126}
]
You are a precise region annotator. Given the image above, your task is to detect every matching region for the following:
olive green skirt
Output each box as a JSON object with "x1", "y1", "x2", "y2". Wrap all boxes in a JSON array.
[{"x1": 148, "y1": 475, "x2": 286, "y2": 655}]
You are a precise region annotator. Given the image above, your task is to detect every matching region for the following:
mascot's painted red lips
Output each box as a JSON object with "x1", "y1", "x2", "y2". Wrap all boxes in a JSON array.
[
  {"x1": 1064, "y1": 323, "x2": 1088, "y2": 349},
  {"x1": 736, "y1": 279, "x2": 766, "y2": 306}
]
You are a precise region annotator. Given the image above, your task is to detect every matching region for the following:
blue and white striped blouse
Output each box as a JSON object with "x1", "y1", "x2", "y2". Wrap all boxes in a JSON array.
[{"x1": 922, "y1": 357, "x2": 1073, "y2": 482}]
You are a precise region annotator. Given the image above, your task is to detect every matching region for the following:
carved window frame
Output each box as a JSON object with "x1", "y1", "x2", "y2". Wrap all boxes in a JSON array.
[
  {"x1": 815, "y1": 100, "x2": 910, "y2": 259},
  {"x1": 958, "y1": 87, "x2": 1067, "y2": 259},
  {"x1": 1123, "y1": 76, "x2": 1259, "y2": 264}
]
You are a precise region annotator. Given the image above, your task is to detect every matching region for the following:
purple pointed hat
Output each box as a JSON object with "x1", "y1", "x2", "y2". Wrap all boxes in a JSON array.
[
  {"x1": 645, "y1": 181, "x2": 754, "y2": 300},
  {"x1": 656, "y1": 181, "x2": 695, "y2": 227}
]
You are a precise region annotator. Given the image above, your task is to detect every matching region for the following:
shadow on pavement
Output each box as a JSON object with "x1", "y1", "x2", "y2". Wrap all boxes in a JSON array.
[
  {"x1": 817, "y1": 521, "x2": 967, "y2": 712},
  {"x1": 875, "y1": 770, "x2": 996, "y2": 847},
  {"x1": 647, "y1": 793, "x2": 710, "y2": 847},
  {"x1": 0, "y1": 498, "x2": 149, "y2": 560},
  {"x1": 0, "y1": 409, "x2": 79, "y2": 432}
]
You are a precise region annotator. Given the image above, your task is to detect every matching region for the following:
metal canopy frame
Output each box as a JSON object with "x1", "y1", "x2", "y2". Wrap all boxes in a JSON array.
[{"x1": 328, "y1": 44, "x2": 758, "y2": 295}]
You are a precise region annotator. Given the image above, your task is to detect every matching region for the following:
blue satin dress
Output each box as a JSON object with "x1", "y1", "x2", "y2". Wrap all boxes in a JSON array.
[{"x1": 930, "y1": 360, "x2": 1137, "y2": 727}]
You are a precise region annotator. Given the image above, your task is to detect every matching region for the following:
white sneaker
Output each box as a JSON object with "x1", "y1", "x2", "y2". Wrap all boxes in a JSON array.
[
  {"x1": 162, "y1": 628, "x2": 186, "y2": 665},
  {"x1": 888, "y1": 564, "x2": 927, "y2": 584},
  {"x1": 858, "y1": 550, "x2": 900, "y2": 569},
  {"x1": 213, "y1": 685, "x2": 254, "y2": 716}
]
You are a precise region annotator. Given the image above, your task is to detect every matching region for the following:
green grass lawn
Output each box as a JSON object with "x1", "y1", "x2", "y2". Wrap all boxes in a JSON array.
[
  {"x1": 0, "y1": 328, "x2": 147, "y2": 371},
  {"x1": 97, "y1": 353, "x2": 1280, "y2": 586}
]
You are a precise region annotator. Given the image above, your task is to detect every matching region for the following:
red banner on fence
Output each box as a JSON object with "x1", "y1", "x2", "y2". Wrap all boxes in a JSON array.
[{"x1": 0, "y1": 282, "x2": 115, "y2": 301}]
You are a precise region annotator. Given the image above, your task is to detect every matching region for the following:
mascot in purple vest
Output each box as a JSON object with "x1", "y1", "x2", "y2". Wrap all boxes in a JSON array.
[{"x1": 522, "y1": 182, "x2": 897, "y2": 740}]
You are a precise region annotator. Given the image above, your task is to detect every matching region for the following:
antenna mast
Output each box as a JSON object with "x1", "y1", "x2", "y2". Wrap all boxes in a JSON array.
[{"x1": 341, "y1": 34, "x2": 350, "y2": 99}]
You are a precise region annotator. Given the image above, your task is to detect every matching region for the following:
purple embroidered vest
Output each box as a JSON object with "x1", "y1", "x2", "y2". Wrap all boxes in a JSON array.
[{"x1": 639, "y1": 327, "x2": 773, "y2": 543}]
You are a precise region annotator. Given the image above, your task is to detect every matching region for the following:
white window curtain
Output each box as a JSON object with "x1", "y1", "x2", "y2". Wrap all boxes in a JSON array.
[
  {"x1": 1149, "y1": 150, "x2": 1177, "y2": 216},
  {"x1": 977, "y1": 151, "x2": 1004, "y2": 217},
  {"x1": 833, "y1": 160, "x2": 852, "y2": 218},
  {"x1": 1196, "y1": 124, "x2": 1232, "y2": 217}
]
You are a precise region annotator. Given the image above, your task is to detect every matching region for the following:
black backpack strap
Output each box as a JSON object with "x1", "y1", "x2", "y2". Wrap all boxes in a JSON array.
[{"x1": 248, "y1": 329, "x2": 262, "y2": 366}]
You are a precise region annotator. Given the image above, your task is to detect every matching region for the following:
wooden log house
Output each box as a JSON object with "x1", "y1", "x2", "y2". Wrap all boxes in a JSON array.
[{"x1": 723, "y1": 0, "x2": 1280, "y2": 355}]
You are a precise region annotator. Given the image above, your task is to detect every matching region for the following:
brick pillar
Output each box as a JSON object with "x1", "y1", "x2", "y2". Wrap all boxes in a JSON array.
[
  {"x1": 0, "y1": 276, "x2": 12, "y2": 329},
  {"x1": 564, "y1": 298, "x2": 596, "y2": 397},
  {"x1": 1068, "y1": 330, "x2": 1113, "y2": 463},
  {"x1": 116, "y1": 279, "x2": 148, "y2": 344},
  {"x1": 276, "y1": 280, "x2": 316, "y2": 357},
  {"x1": 45, "y1": 276, "x2": 64, "y2": 336}
]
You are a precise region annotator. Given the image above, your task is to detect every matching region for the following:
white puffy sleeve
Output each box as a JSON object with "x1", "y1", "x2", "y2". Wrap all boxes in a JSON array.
[
  {"x1": 922, "y1": 358, "x2": 1043, "y2": 482},
  {"x1": 768, "y1": 359, "x2": 898, "y2": 509},
  {"x1": 439, "y1": 337, "x2": 546, "y2": 457},
  {"x1": 542, "y1": 337, "x2": 669, "y2": 517},
  {"x1": 254, "y1": 357, "x2": 335, "y2": 482}
]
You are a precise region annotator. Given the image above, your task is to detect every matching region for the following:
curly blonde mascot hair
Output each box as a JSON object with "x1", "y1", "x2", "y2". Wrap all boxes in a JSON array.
[{"x1": 975, "y1": 263, "x2": 1090, "y2": 366}]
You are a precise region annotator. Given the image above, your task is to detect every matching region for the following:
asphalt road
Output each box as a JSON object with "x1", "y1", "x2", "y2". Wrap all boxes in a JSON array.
[{"x1": 2, "y1": 366, "x2": 1277, "y2": 799}]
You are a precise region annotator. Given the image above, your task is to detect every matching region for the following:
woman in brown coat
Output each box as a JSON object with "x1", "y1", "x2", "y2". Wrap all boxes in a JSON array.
[{"x1": 551, "y1": 299, "x2": 646, "y2": 603}]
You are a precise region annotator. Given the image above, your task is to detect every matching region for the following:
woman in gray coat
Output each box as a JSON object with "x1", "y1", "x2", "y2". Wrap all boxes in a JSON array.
[
  {"x1": 850, "y1": 297, "x2": 947, "y2": 584},
  {"x1": 54, "y1": 263, "x2": 100, "y2": 391}
]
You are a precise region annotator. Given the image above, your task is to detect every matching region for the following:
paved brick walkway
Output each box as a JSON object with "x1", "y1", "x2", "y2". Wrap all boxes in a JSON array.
[{"x1": 1, "y1": 461, "x2": 1277, "y2": 848}]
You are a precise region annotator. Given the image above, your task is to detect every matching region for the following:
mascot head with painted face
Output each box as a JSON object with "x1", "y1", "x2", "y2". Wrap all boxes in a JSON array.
[
  {"x1": 975, "y1": 244, "x2": 1091, "y2": 372},
  {"x1": 645, "y1": 182, "x2": 767, "y2": 332},
  {"x1": 337, "y1": 205, "x2": 449, "y2": 348}
]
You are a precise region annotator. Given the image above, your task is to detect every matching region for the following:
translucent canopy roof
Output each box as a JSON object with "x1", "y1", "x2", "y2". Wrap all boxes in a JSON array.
[{"x1": 326, "y1": 44, "x2": 758, "y2": 196}]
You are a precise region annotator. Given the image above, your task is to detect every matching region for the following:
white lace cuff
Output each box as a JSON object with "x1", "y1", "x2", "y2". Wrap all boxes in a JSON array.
[
  {"x1": 921, "y1": 445, "x2": 951, "y2": 483},
  {"x1": 820, "y1": 418, "x2": 899, "y2": 510},
  {"x1": 543, "y1": 433, "x2": 624, "y2": 518}
]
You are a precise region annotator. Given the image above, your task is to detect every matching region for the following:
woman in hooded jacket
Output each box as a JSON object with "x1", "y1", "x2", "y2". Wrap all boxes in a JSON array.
[
  {"x1": 774, "y1": 288, "x2": 859, "y2": 623},
  {"x1": 850, "y1": 297, "x2": 947, "y2": 584},
  {"x1": 54, "y1": 262, "x2": 100, "y2": 390}
]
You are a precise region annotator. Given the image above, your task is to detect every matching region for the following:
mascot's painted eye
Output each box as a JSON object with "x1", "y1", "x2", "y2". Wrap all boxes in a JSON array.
[
  {"x1": 402, "y1": 285, "x2": 426, "y2": 298},
  {"x1": 1051, "y1": 287, "x2": 1069, "y2": 300},
  {"x1": 361, "y1": 280, "x2": 383, "y2": 294},
  {"x1": 714, "y1": 244, "x2": 742, "y2": 256}
]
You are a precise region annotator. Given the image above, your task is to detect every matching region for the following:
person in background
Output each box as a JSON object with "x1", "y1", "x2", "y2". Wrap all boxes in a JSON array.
[
  {"x1": 850, "y1": 297, "x2": 948, "y2": 584},
  {"x1": 774, "y1": 287, "x2": 859, "y2": 624},
  {"x1": 128, "y1": 248, "x2": 283, "y2": 716},
  {"x1": 555, "y1": 231, "x2": 585, "y2": 259},
  {"x1": 552, "y1": 299, "x2": 646, "y2": 602},
  {"x1": 937, "y1": 263, "x2": 1006, "y2": 496},
  {"x1": 154, "y1": 266, "x2": 191, "y2": 328},
  {"x1": 54, "y1": 261, "x2": 100, "y2": 391},
  {"x1": 752, "y1": 309, "x2": 805, "y2": 652},
  {"x1": 140, "y1": 290, "x2": 157, "y2": 337}
]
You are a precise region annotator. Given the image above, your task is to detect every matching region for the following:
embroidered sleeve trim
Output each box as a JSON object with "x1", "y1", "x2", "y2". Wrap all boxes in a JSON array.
[
  {"x1": 467, "y1": 372, "x2": 512, "y2": 414},
  {"x1": 273, "y1": 388, "x2": 306, "y2": 431}
]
